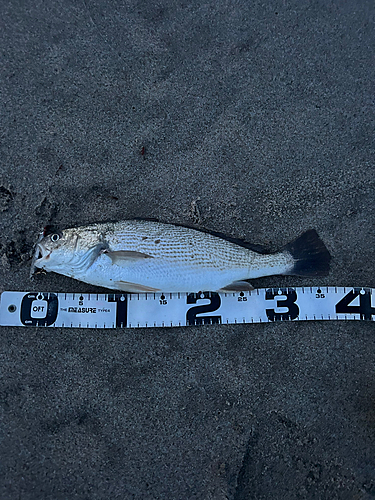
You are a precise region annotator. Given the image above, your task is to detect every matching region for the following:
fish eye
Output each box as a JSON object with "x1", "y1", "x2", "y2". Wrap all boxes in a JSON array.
[{"x1": 50, "y1": 234, "x2": 60, "y2": 242}]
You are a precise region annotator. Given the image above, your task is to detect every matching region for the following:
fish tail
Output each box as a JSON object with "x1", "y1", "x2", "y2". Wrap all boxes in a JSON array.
[{"x1": 283, "y1": 229, "x2": 331, "y2": 277}]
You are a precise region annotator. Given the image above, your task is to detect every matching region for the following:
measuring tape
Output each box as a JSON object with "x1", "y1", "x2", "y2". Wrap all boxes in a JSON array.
[{"x1": 0, "y1": 287, "x2": 374, "y2": 328}]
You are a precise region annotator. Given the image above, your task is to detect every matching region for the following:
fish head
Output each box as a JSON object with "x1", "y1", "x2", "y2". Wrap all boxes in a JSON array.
[
  {"x1": 30, "y1": 227, "x2": 106, "y2": 277},
  {"x1": 31, "y1": 228, "x2": 79, "y2": 274}
]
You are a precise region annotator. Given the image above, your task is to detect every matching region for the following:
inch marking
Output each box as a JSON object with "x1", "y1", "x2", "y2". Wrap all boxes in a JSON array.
[{"x1": 0, "y1": 287, "x2": 374, "y2": 328}]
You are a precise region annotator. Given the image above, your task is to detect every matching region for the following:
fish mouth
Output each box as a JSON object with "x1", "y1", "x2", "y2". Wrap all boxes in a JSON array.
[
  {"x1": 35, "y1": 245, "x2": 44, "y2": 260},
  {"x1": 30, "y1": 236, "x2": 50, "y2": 278}
]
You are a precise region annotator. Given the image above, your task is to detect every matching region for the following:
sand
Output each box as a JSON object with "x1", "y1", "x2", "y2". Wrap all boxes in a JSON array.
[{"x1": 1, "y1": 0, "x2": 374, "y2": 498}]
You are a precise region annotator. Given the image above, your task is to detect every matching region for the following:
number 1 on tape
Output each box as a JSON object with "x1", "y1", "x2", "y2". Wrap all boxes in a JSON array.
[{"x1": 0, "y1": 287, "x2": 374, "y2": 328}]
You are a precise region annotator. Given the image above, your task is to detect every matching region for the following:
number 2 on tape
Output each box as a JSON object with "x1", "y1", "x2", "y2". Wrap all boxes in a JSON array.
[{"x1": 186, "y1": 292, "x2": 221, "y2": 325}]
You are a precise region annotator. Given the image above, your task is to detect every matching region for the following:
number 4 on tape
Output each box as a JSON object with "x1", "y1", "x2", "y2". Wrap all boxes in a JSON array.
[{"x1": 335, "y1": 288, "x2": 375, "y2": 321}]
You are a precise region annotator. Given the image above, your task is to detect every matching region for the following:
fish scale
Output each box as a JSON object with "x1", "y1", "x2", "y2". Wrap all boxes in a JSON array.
[
  {"x1": 107, "y1": 222, "x2": 262, "y2": 269},
  {"x1": 30, "y1": 221, "x2": 330, "y2": 293}
]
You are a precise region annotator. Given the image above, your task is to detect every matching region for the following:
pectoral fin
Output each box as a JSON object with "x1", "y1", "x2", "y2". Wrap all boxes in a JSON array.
[
  {"x1": 219, "y1": 281, "x2": 254, "y2": 292},
  {"x1": 104, "y1": 250, "x2": 154, "y2": 268},
  {"x1": 114, "y1": 281, "x2": 161, "y2": 293}
]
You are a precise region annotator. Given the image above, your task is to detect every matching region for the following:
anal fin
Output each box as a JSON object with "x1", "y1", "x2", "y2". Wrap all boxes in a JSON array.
[
  {"x1": 219, "y1": 280, "x2": 254, "y2": 292},
  {"x1": 114, "y1": 281, "x2": 161, "y2": 293}
]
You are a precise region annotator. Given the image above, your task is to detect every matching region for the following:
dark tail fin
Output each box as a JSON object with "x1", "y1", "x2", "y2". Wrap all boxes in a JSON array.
[{"x1": 284, "y1": 229, "x2": 331, "y2": 277}]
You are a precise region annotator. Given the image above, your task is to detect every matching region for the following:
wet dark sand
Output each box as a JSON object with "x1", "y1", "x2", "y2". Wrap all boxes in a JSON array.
[{"x1": 1, "y1": 0, "x2": 374, "y2": 498}]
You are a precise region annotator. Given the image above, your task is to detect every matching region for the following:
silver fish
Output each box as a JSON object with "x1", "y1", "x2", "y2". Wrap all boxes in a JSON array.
[{"x1": 30, "y1": 220, "x2": 331, "y2": 293}]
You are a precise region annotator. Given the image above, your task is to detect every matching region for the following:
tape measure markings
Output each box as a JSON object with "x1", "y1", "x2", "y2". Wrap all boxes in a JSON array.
[{"x1": 0, "y1": 287, "x2": 373, "y2": 328}]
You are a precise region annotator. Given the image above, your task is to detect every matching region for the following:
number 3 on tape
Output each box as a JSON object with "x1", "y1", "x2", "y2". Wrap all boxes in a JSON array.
[{"x1": 265, "y1": 289, "x2": 299, "y2": 321}]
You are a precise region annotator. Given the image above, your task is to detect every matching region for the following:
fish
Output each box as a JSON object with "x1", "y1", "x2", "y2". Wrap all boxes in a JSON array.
[{"x1": 30, "y1": 220, "x2": 331, "y2": 293}]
